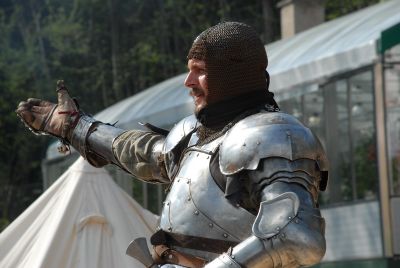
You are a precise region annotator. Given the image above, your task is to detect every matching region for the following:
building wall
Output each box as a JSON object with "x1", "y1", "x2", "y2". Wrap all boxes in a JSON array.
[{"x1": 321, "y1": 201, "x2": 382, "y2": 262}]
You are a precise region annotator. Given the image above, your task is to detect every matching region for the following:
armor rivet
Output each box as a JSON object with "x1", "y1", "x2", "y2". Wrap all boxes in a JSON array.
[
  {"x1": 231, "y1": 255, "x2": 235, "y2": 259},
  {"x1": 281, "y1": 233, "x2": 286, "y2": 238},
  {"x1": 186, "y1": 179, "x2": 190, "y2": 184},
  {"x1": 209, "y1": 223, "x2": 213, "y2": 228},
  {"x1": 156, "y1": 226, "x2": 161, "y2": 231},
  {"x1": 177, "y1": 178, "x2": 180, "y2": 182},
  {"x1": 168, "y1": 227, "x2": 172, "y2": 231},
  {"x1": 276, "y1": 227, "x2": 280, "y2": 231},
  {"x1": 166, "y1": 202, "x2": 170, "y2": 206},
  {"x1": 242, "y1": 143, "x2": 246, "y2": 146},
  {"x1": 256, "y1": 141, "x2": 261, "y2": 145},
  {"x1": 223, "y1": 233, "x2": 228, "y2": 238},
  {"x1": 187, "y1": 197, "x2": 191, "y2": 201},
  {"x1": 207, "y1": 156, "x2": 210, "y2": 159},
  {"x1": 288, "y1": 216, "x2": 292, "y2": 220},
  {"x1": 295, "y1": 219, "x2": 299, "y2": 224},
  {"x1": 194, "y1": 210, "x2": 199, "y2": 215},
  {"x1": 196, "y1": 153, "x2": 199, "y2": 157},
  {"x1": 168, "y1": 254, "x2": 173, "y2": 259}
]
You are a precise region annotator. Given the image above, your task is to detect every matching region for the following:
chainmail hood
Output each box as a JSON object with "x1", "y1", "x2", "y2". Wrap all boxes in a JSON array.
[{"x1": 188, "y1": 21, "x2": 268, "y2": 104}]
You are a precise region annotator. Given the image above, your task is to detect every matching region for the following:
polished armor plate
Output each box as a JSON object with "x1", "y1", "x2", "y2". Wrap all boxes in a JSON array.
[{"x1": 159, "y1": 137, "x2": 255, "y2": 244}]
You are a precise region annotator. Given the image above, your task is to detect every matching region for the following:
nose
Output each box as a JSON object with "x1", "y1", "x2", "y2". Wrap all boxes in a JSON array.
[{"x1": 184, "y1": 71, "x2": 197, "y2": 88}]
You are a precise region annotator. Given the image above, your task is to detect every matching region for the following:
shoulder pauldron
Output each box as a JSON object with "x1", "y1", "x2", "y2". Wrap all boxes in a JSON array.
[
  {"x1": 162, "y1": 115, "x2": 198, "y2": 178},
  {"x1": 163, "y1": 115, "x2": 198, "y2": 154},
  {"x1": 219, "y1": 112, "x2": 328, "y2": 188}
]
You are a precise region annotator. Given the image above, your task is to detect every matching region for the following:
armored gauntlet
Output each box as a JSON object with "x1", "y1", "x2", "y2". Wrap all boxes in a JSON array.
[
  {"x1": 16, "y1": 80, "x2": 80, "y2": 147},
  {"x1": 16, "y1": 80, "x2": 119, "y2": 164}
]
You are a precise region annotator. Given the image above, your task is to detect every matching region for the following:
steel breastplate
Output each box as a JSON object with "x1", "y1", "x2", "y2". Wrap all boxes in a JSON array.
[{"x1": 159, "y1": 136, "x2": 255, "y2": 257}]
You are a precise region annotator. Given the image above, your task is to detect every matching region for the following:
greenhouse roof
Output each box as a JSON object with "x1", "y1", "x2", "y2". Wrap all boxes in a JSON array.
[{"x1": 267, "y1": 0, "x2": 400, "y2": 96}]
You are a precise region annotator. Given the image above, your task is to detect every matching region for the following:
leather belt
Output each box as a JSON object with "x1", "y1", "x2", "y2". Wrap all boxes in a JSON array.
[{"x1": 151, "y1": 230, "x2": 238, "y2": 254}]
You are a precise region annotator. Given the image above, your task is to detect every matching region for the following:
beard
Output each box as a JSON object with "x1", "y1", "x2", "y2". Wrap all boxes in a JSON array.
[{"x1": 190, "y1": 87, "x2": 208, "y2": 115}]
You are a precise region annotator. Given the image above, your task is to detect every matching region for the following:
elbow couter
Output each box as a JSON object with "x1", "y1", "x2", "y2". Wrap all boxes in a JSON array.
[{"x1": 285, "y1": 219, "x2": 326, "y2": 266}]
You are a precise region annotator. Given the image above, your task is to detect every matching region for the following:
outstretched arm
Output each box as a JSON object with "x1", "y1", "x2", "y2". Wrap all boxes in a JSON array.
[{"x1": 16, "y1": 81, "x2": 169, "y2": 183}]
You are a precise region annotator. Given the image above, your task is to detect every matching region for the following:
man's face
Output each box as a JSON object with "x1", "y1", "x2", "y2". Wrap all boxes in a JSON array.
[{"x1": 184, "y1": 59, "x2": 209, "y2": 113}]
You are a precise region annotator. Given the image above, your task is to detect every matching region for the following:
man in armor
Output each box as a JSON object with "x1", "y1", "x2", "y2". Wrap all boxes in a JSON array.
[{"x1": 17, "y1": 22, "x2": 328, "y2": 268}]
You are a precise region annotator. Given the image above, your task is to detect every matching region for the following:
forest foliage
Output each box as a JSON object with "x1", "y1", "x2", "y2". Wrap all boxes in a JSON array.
[{"x1": 0, "y1": 0, "x2": 381, "y2": 230}]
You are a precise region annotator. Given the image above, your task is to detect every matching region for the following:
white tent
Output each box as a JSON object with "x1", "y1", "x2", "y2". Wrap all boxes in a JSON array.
[{"x1": 0, "y1": 158, "x2": 158, "y2": 268}]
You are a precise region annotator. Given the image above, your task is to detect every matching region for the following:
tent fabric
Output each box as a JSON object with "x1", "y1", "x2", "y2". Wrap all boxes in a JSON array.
[
  {"x1": 46, "y1": 0, "x2": 400, "y2": 160},
  {"x1": 0, "y1": 158, "x2": 158, "y2": 268}
]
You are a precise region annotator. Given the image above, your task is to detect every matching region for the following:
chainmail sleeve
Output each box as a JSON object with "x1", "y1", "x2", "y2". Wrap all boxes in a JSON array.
[{"x1": 113, "y1": 130, "x2": 169, "y2": 183}]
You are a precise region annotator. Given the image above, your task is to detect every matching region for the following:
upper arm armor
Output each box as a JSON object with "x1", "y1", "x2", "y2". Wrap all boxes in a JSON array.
[
  {"x1": 219, "y1": 112, "x2": 328, "y2": 190},
  {"x1": 206, "y1": 184, "x2": 326, "y2": 268}
]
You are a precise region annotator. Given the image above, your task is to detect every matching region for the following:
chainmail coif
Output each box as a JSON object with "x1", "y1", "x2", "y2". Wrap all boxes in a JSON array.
[{"x1": 188, "y1": 21, "x2": 268, "y2": 104}]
